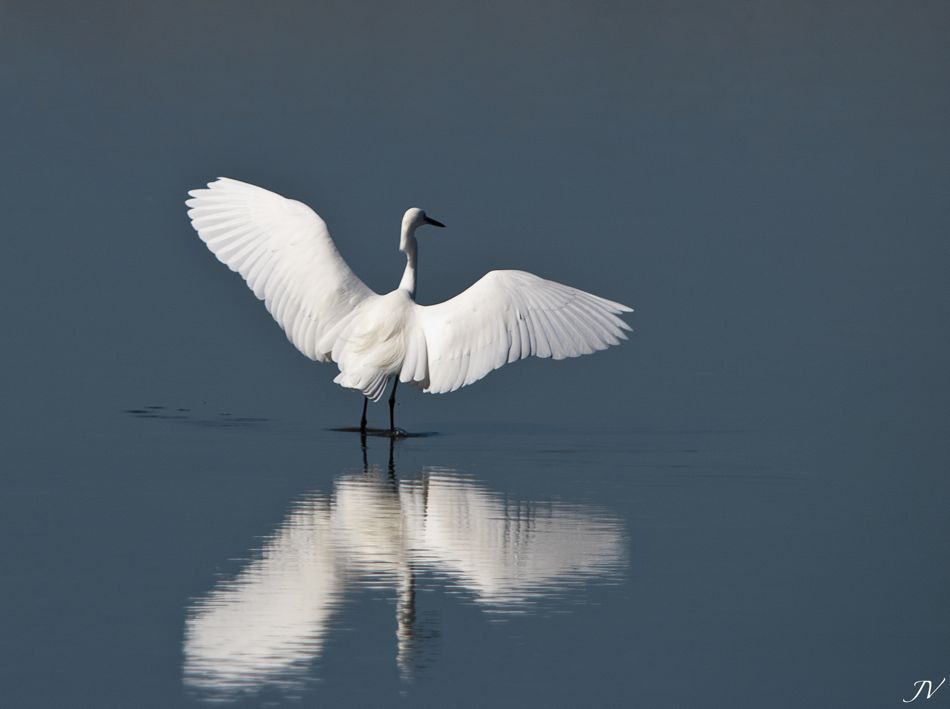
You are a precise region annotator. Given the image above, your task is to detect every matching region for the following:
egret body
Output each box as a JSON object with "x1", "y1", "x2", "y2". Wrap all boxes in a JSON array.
[{"x1": 186, "y1": 178, "x2": 632, "y2": 433}]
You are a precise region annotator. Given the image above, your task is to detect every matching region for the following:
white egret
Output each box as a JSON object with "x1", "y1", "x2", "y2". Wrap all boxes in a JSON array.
[{"x1": 186, "y1": 178, "x2": 632, "y2": 432}]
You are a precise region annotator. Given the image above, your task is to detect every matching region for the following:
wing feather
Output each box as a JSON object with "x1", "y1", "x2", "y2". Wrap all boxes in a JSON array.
[
  {"x1": 415, "y1": 270, "x2": 632, "y2": 394},
  {"x1": 186, "y1": 178, "x2": 376, "y2": 362}
]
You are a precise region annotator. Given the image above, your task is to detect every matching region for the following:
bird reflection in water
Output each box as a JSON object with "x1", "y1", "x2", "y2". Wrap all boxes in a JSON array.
[{"x1": 183, "y1": 436, "x2": 626, "y2": 700}]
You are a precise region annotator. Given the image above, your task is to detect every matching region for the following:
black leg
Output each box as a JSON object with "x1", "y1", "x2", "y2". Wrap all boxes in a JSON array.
[
  {"x1": 388, "y1": 379, "x2": 398, "y2": 433},
  {"x1": 360, "y1": 429, "x2": 368, "y2": 469},
  {"x1": 387, "y1": 435, "x2": 395, "y2": 478},
  {"x1": 360, "y1": 397, "x2": 368, "y2": 433}
]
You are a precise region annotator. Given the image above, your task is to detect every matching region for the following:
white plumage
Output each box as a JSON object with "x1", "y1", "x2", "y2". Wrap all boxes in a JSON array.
[{"x1": 186, "y1": 178, "x2": 632, "y2": 422}]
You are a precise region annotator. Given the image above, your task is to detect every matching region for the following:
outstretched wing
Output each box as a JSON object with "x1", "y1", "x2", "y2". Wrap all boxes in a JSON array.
[
  {"x1": 413, "y1": 270, "x2": 632, "y2": 394},
  {"x1": 186, "y1": 178, "x2": 377, "y2": 362}
]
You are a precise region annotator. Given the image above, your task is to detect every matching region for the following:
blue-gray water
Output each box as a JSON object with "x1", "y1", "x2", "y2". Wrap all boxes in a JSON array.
[
  {"x1": 2, "y1": 1, "x2": 948, "y2": 707},
  {"x1": 5, "y1": 415, "x2": 948, "y2": 707}
]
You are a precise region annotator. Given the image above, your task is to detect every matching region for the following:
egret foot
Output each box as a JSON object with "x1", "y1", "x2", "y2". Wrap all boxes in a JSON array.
[{"x1": 329, "y1": 426, "x2": 436, "y2": 438}]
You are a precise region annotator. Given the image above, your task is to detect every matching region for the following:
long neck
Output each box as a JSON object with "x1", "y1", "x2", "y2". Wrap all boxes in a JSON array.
[{"x1": 398, "y1": 227, "x2": 417, "y2": 298}]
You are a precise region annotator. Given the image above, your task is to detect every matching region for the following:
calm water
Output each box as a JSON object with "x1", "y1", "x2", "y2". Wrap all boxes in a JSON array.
[{"x1": 3, "y1": 407, "x2": 946, "y2": 708}]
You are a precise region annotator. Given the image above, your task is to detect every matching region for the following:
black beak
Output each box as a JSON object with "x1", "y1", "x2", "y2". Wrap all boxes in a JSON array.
[{"x1": 424, "y1": 216, "x2": 446, "y2": 228}]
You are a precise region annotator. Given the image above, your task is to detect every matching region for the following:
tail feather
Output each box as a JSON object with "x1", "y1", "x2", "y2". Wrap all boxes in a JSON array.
[{"x1": 333, "y1": 369, "x2": 391, "y2": 401}]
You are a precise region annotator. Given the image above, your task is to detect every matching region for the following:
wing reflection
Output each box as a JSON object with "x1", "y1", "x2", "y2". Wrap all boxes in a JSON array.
[
  {"x1": 183, "y1": 495, "x2": 343, "y2": 697},
  {"x1": 184, "y1": 438, "x2": 625, "y2": 700},
  {"x1": 416, "y1": 471, "x2": 624, "y2": 606}
]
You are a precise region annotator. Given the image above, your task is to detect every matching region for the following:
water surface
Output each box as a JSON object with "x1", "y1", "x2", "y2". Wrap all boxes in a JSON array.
[{"x1": 5, "y1": 407, "x2": 946, "y2": 708}]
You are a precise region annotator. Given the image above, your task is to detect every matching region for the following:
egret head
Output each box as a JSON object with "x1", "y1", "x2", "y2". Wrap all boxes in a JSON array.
[{"x1": 402, "y1": 207, "x2": 445, "y2": 233}]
